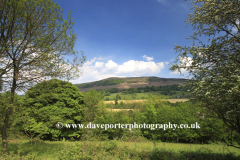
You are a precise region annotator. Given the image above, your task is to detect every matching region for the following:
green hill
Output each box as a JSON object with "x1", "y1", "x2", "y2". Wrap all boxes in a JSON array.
[{"x1": 74, "y1": 76, "x2": 188, "y2": 92}]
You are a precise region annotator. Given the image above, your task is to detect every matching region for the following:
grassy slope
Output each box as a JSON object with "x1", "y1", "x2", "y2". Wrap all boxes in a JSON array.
[{"x1": 75, "y1": 76, "x2": 187, "y2": 92}]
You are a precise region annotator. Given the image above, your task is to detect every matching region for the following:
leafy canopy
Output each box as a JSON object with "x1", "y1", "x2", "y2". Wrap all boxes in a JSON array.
[
  {"x1": 0, "y1": 0, "x2": 86, "y2": 93},
  {"x1": 170, "y1": 0, "x2": 240, "y2": 148},
  {"x1": 19, "y1": 79, "x2": 85, "y2": 141},
  {"x1": 82, "y1": 88, "x2": 101, "y2": 122},
  {"x1": 0, "y1": 0, "x2": 86, "y2": 153}
]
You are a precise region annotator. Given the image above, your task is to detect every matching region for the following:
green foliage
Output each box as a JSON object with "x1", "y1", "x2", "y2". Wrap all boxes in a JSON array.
[
  {"x1": 83, "y1": 88, "x2": 101, "y2": 122},
  {"x1": 0, "y1": 92, "x2": 24, "y2": 139},
  {"x1": 105, "y1": 92, "x2": 111, "y2": 96},
  {"x1": 0, "y1": 0, "x2": 86, "y2": 153},
  {"x1": 0, "y1": 0, "x2": 86, "y2": 85},
  {"x1": 1, "y1": 84, "x2": 238, "y2": 146},
  {"x1": 0, "y1": 140, "x2": 240, "y2": 160},
  {"x1": 105, "y1": 88, "x2": 119, "y2": 93},
  {"x1": 103, "y1": 140, "x2": 117, "y2": 152},
  {"x1": 17, "y1": 79, "x2": 85, "y2": 141},
  {"x1": 97, "y1": 90, "x2": 106, "y2": 100},
  {"x1": 132, "y1": 98, "x2": 234, "y2": 144},
  {"x1": 135, "y1": 102, "x2": 157, "y2": 139},
  {"x1": 115, "y1": 93, "x2": 119, "y2": 105},
  {"x1": 170, "y1": 0, "x2": 240, "y2": 148},
  {"x1": 85, "y1": 100, "x2": 137, "y2": 140},
  {"x1": 148, "y1": 77, "x2": 186, "y2": 83}
]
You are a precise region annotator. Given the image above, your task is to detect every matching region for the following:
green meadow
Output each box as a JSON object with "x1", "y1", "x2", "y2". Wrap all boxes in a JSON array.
[
  {"x1": 104, "y1": 91, "x2": 192, "y2": 101},
  {"x1": 0, "y1": 140, "x2": 240, "y2": 160}
]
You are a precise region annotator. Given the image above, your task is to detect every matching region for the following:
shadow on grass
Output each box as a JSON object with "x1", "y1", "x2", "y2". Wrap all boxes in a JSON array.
[{"x1": 150, "y1": 147, "x2": 240, "y2": 160}]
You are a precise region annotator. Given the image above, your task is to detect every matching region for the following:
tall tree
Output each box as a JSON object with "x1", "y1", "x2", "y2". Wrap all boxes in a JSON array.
[
  {"x1": 170, "y1": 0, "x2": 240, "y2": 148},
  {"x1": 82, "y1": 88, "x2": 101, "y2": 122},
  {"x1": 0, "y1": 0, "x2": 86, "y2": 154},
  {"x1": 115, "y1": 93, "x2": 119, "y2": 105}
]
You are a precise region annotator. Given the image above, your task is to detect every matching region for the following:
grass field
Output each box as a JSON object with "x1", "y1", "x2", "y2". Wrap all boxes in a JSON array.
[
  {"x1": 104, "y1": 91, "x2": 192, "y2": 101},
  {"x1": 1, "y1": 140, "x2": 239, "y2": 160},
  {"x1": 104, "y1": 99, "x2": 190, "y2": 104},
  {"x1": 106, "y1": 109, "x2": 140, "y2": 112}
]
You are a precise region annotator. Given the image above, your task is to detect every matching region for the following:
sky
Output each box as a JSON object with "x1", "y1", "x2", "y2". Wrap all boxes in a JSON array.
[
  {"x1": 2, "y1": 0, "x2": 238, "y2": 95},
  {"x1": 52, "y1": 0, "x2": 197, "y2": 85}
]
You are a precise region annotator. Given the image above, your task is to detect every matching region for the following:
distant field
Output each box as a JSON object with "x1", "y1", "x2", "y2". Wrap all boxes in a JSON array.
[
  {"x1": 107, "y1": 109, "x2": 140, "y2": 112},
  {"x1": 104, "y1": 99, "x2": 189, "y2": 104},
  {"x1": 105, "y1": 91, "x2": 192, "y2": 100}
]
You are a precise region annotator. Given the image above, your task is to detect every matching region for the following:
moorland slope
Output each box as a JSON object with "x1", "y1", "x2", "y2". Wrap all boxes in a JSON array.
[{"x1": 74, "y1": 76, "x2": 188, "y2": 92}]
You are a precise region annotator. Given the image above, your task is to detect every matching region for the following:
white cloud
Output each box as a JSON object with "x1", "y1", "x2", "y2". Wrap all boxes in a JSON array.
[
  {"x1": 170, "y1": 56, "x2": 193, "y2": 75},
  {"x1": 170, "y1": 52, "x2": 216, "y2": 75},
  {"x1": 104, "y1": 60, "x2": 118, "y2": 71},
  {"x1": 94, "y1": 61, "x2": 104, "y2": 68},
  {"x1": 84, "y1": 57, "x2": 97, "y2": 66},
  {"x1": 69, "y1": 56, "x2": 165, "y2": 84},
  {"x1": 117, "y1": 60, "x2": 164, "y2": 74},
  {"x1": 142, "y1": 55, "x2": 153, "y2": 62}
]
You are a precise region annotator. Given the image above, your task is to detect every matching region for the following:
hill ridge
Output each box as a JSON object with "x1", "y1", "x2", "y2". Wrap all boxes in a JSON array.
[{"x1": 74, "y1": 76, "x2": 188, "y2": 92}]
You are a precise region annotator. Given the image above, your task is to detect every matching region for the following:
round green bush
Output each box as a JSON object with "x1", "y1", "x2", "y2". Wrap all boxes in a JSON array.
[{"x1": 19, "y1": 79, "x2": 85, "y2": 141}]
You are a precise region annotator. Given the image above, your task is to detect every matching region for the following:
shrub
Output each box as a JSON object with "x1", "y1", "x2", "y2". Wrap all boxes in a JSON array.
[{"x1": 18, "y1": 79, "x2": 85, "y2": 141}]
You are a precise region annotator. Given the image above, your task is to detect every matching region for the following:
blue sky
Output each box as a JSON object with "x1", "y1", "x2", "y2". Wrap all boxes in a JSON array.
[
  {"x1": 52, "y1": 0, "x2": 198, "y2": 85},
  {"x1": 1, "y1": 0, "x2": 239, "y2": 96}
]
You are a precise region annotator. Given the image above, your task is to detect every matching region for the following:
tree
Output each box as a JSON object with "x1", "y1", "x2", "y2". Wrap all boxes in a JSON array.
[
  {"x1": 115, "y1": 93, "x2": 119, "y2": 105},
  {"x1": 96, "y1": 90, "x2": 105, "y2": 100},
  {"x1": 101, "y1": 90, "x2": 106, "y2": 100},
  {"x1": 18, "y1": 79, "x2": 85, "y2": 141},
  {"x1": 105, "y1": 92, "x2": 111, "y2": 96},
  {"x1": 0, "y1": 0, "x2": 86, "y2": 153},
  {"x1": 83, "y1": 88, "x2": 101, "y2": 122},
  {"x1": 0, "y1": 91, "x2": 23, "y2": 141},
  {"x1": 170, "y1": 0, "x2": 240, "y2": 148}
]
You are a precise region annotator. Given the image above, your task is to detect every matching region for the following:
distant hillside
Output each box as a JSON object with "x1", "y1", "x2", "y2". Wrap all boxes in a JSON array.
[{"x1": 74, "y1": 76, "x2": 188, "y2": 92}]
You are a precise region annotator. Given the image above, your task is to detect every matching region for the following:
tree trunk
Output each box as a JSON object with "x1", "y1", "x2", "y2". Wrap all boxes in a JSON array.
[
  {"x1": 2, "y1": 106, "x2": 12, "y2": 154},
  {"x1": 2, "y1": 67, "x2": 17, "y2": 154}
]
